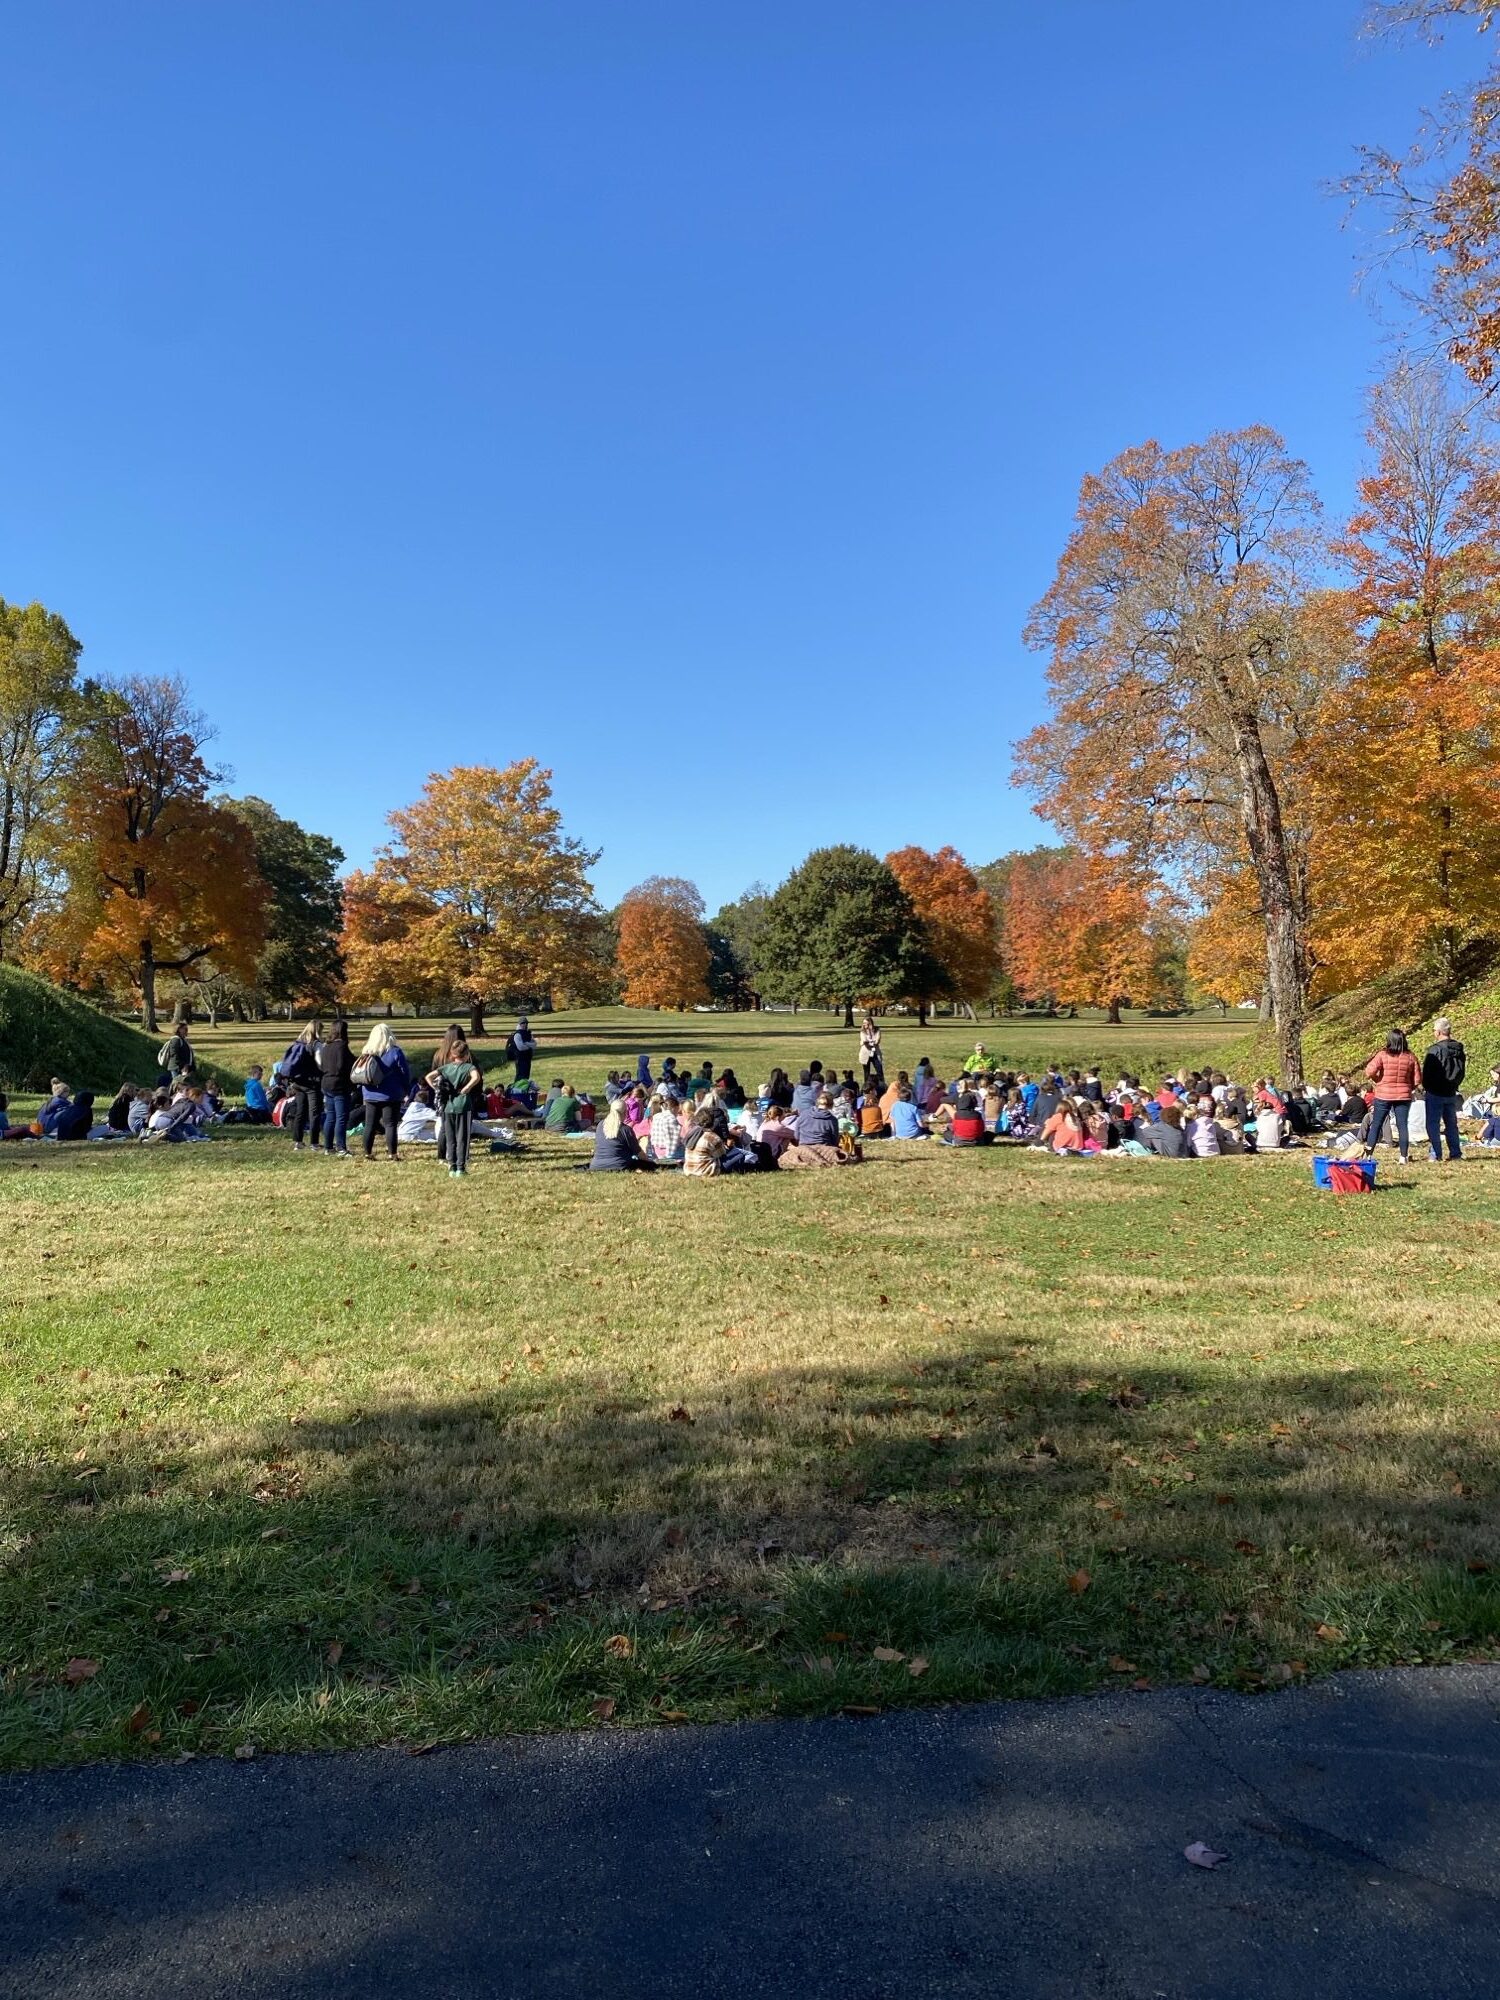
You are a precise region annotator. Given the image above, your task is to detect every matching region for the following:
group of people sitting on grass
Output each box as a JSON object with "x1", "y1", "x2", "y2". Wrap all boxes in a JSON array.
[{"x1": 9, "y1": 1012, "x2": 1494, "y2": 1174}]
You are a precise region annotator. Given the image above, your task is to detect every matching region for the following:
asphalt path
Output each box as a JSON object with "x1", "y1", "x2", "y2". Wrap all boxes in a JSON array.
[{"x1": 3, "y1": 1665, "x2": 1498, "y2": 1999}]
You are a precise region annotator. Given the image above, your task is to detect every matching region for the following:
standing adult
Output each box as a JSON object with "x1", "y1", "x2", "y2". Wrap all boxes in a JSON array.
[
  {"x1": 1421, "y1": 1017, "x2": 1466, "y2": 1164},
  {"x1": 282, "y1": 1022, "x2": 325, "y2": 1153},
  {"x1": 158, "y1": 1023, "x2": 195, "y2": 1084},
  {"x1": 858, "y1": 1012, "x2": 884, "y2": 1087},
  {"x1": 1363, "y1": 1028, "x2": 1422, "y2": 1168},
  {"x1": 356, "y1": 1022, "x2": 411, "y2": 1161},
  {"x1": 508, "y1": 1016, "x2": 538, "y2": 1084},
  {"x1": 317, "y1": 1020, "x2": 354, "y2": 1159}
]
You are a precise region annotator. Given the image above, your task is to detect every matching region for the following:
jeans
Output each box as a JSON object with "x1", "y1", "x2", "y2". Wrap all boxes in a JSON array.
[
  {"x1": 362, "y1": 1100, "x2": 398, "y2": 1158},
  {"x1": 1426, "y1": 1094, "x2": 1462, "y2": 1161},
  {"x1": 321, "y1": 1092, "x2": 349, "y2": 1154},
  {"x1": 444, "y1": 1105, "x2": 472, "y2": 1172},
  {"x1": 292, "y1": 1084, "x2": 324, "y2": 1147},
  {"x1": 1366, "y1": 1099, "x2": 1411, "y2": 1155}
]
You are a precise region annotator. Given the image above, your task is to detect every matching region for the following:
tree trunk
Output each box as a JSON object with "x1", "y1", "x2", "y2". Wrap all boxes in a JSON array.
[
  {"x1": 1106, "y1": 997, "x2": 1123, "y2": 1026},
  {"x1": 1215, "y1": 677, "x2": 1310, "y2": 1083},
  {"x1": 469, "y1": 1000, "x2": 487, "y2": 1039},
  {"x1": 842, "y1": 998, "x2": 855, "y2": 1027},
  {"x1": 140, "y1": 942, "x2": 158, "y2": 1034},
  {"x1": 917, "y1": 1000, "x2": 929, "y2": 1028}
]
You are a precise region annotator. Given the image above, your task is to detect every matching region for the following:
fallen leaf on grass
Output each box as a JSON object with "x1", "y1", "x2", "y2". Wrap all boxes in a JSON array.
[
  {"x1": 1314, "y1": 1624, "x2": 1344, "y2": 1643},
  {"x1": 259, "y1": 1526, "x2": 290, "y2": 1542},
  {"x1": 1184, "y1": 1842, "x2": 1228, "y2": 1869},
  {"x1": 871, "y1": 1646, "x2": 905, "y2": 1664},
  {"x1": 163, "y1": 1569, "x2": 190, "y2": 1586},
  {"x1": 667, "y1": 1405, "x2": 694, "y2": 1424},
  {"x1": 324, "y1": 1640, "x2": 344, "y2": 1667},
  {"x1": 658, "y1": 1709, "x2": 690, "y2": 1723},
  {"x1": 408, "y1": 1740, "x2": 439, "y2": 1756},
  {"x1": 62, "y1": 1657, "x2": 99, "y2": 1685},
  {"x1": 604, "y1": 1634, "x2": 634, "y2": 1659},
  {"x1": 125, "y1": 1702, "x2": 152, "y2": 1735},
  {"x1": 1108, "y1": 1656, "x2": 1138, "y2": 1674},
  {"x1": 233, "y1": 1743, "x2": 257, "y2": 1761},
  {"x1": 842, "y1": 1704, "x2": 881, "y2": 1717},
  {"x1": 1233, "y1": 1540, "x2": 1260, "y2": 1556},
  {"x1": 73, "y1": 1467, "x2": 103, "y2": 1481},
  {"x1": 590, "y1": 1698, "x2": 617, "y2": 1721},
  {"x1": 1067, "y1": 1569, "x2": 1091, "y2": 1594},
  {"x1": 907, "y1": 1656, "x2": 929, "y2": 1679}
]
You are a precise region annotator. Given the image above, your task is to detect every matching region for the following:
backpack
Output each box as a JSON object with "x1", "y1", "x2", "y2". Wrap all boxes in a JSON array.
[
  {"x1": 351, "y1": 1051, "x2": 384, "y2": 1090},
  {"x1": 285, "y1": 1043, "x2": 318, "y2": 1085},
  {"x1": 503, "y1": 1034, "x2": 519, "y2": 1064}
]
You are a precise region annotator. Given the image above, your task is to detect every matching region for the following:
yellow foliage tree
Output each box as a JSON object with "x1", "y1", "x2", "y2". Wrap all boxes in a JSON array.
[{"x1": 366, "y1": 761, "x2": 600, "y2": 1037}]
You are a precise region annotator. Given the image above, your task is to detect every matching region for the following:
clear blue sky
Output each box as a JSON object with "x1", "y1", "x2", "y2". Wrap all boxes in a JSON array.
[{"x1": 0, "y1": 2, "x2": 1481, "y2": 910}]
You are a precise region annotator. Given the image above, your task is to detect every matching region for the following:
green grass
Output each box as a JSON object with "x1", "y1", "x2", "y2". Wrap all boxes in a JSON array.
[
  {"x1": 2, "y1": 1006, "x2": 1494, "y2": 1772},
  {"x1": 189, "y1": 1001, "x2": 1252, "y2": 1101},
  {"x1": 0, "y1": 964, "x2": 234, "y2": 1097}
]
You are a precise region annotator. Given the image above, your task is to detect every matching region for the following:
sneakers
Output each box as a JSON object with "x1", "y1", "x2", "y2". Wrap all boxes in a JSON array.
[{"x1": 291, "y1": 1142, "x2": 304, "y2": 1152}]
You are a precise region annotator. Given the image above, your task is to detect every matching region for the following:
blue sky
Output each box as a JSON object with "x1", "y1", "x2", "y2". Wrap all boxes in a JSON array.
[{"x1": 0, "y1": 2, "x2": 1482, "y2": 910}]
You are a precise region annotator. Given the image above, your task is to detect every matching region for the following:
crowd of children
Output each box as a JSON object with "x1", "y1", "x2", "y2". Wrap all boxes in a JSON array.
[{"x1": 6, "y1": 1015, "x2": 1495, "y2": 1176}]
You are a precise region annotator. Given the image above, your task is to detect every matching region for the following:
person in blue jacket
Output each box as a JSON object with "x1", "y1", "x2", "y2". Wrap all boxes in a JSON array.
[{"x1": 355, "y1": 1024, "x2": 412, "y2": 1161}]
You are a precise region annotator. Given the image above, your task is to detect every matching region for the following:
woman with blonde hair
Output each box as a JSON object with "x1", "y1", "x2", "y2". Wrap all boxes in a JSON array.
[{"x1": 355, "y1": 1021, "x2": 412, "y2": 1161}]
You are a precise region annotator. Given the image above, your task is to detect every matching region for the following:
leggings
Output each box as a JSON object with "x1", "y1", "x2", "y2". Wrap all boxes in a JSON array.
[
  {"x1": 362, "y1": 1100, "x2": 398, "y2": 1158},
  {"x1": 1366, "y1": 1099, "x2": 1411, "y2": 1154},
  {"x1": 444, "y1": 1105, "x2": 472, "y2": 1172},
  {"x1": 292, "y1": 1084, "x2": 324, "y2": 1146}
]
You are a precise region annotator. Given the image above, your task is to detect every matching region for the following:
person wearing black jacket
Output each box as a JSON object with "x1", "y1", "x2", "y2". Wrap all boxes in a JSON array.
[
  {"x1": 317, "y1": 1021, "x2": 354, "y2": 1158},
  {"x1": 1421, "y1": 1018, "x2": 1466, "y2": 1163},
  {"x1": 281, "y1": 1022, "x2": 324, "y2": 1152}
]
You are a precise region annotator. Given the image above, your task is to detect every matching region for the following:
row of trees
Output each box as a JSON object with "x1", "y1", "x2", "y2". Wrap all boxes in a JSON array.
[
  {"x1": 608, "y1": 843, "x2": 1187, "y2": 1025},
  {"x1": 2, "y1": 623, "x2": 1147, "y2": 1038}
]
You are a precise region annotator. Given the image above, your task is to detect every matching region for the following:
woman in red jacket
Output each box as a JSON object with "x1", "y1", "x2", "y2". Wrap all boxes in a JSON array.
[{"x1": 1363, "y1": 1028, "x2": 1421, "y2": 1167}]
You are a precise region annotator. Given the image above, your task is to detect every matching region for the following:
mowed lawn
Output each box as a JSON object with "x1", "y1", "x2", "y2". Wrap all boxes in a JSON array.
[{"x1": 1, "y1": 1009, "x2": 1496, "y2": 1771}]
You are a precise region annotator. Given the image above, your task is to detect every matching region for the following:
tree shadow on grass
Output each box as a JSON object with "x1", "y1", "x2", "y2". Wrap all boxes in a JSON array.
[{"x1": 4, "y1": 1343, "x2": 1495, "y2": 1772}]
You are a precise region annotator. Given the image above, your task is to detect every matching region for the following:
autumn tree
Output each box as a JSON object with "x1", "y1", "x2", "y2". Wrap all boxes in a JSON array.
[
  {"x1": 615, "y1": 876, "x2": 711, "y2": 1009},
  {"x1": 1310, "y1": 363, "x2": 1500, "y2": 989},
  {"x1": 760, "y1": 845, "x2": 947, "y2": 1026},
  {"x1": 1018, "y1": 428, "x2": 1327, "y2": 1079},
  {"x1": 369, "y1": 761, "x2": 600, "y2": 1037},
  {"x1": 339, "y1": 867, "x2": 446, "y2": 1016},
  {"x1": 0, "y1": 599, "x2": 87, "y2": 957},
  {"x1": 1353, "y1": 3, "x2": 1500, "y2": 382},
  {"x1": 886, "y1": 844, "x2": 1002, "y2": 1019},
  {"x1": 1002, "y1": 847, "x2": 1156, "y2": 1023},
  {"x1": 43, "y1": 676, "x2": 264, "y2": 1030}
]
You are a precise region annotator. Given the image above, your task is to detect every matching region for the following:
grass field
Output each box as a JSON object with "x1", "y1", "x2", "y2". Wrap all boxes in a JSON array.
[
  {"x1": 186, "y1": 1001, "x2": 1256, "y2": 1098},
  {"x1": 2, "y1": 1006, "x2": 1495, "y2": 1772}
]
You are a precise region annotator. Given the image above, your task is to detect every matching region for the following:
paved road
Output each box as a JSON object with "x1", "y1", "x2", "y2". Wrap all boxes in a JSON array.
[{"x1": 3, "y1": 1665, "x2": 1498, "y2": 1999}]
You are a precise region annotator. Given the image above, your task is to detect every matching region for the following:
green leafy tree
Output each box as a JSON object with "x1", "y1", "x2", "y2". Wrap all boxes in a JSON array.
[
  {"x1": 709, "y1": 883, "x2": 772, "y2": 1009},
  {"x1": 0, "y1": 599, "x2": 87, "y2": 957},
  {"x1": 760, "y1": 846, "x2": 947, "y2": 1026},
  {"x1": 224, "y1": 797, "x2": 345, "y2": 1013}
]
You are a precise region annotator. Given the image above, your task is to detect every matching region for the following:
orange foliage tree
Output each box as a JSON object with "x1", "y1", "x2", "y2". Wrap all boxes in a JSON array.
[
  {"x1": 339, "y1": 867, "x2": 447, "y2": 1015},
  {"x1": 615, "y1": 876, "x2": 710, "y2": 1009},
  {"x1": 40, "y1": 676, "x2": 264, "y2": 1030},
  {"x1": 1017, "y1": 428, "x2": 1326, "y2": 1079},
  {"x1": 1002, "y1": 848, "x2": 1155, "y2": 1024},
  {"x1": 360, "y1": 761, "x2": 600, "y2": 1037},
  {"x1": 885, "y1": 845, "x2": 1002, "y2": 1016},
  {"x1": 1308, "y1": 364, "x2": 1500, "y2": 990}
]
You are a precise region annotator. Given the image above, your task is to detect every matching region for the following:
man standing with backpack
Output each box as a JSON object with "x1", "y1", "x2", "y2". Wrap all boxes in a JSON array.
[{"x1": 1422, "y1": 1017, "x2": 1467, "y2": 1163}]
